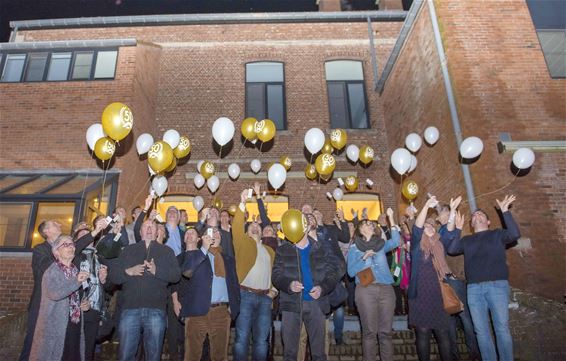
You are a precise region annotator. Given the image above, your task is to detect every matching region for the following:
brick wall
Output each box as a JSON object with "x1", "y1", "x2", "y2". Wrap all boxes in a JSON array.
[{"x1": 380, "y1": 0, "x2": 565, "y2": 300}]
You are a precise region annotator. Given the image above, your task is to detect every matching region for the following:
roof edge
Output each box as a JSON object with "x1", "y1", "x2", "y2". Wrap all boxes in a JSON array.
[
  {"x1": 0, "y1": 38, "x2": 137, "y2": 50},
  {"x1": 10, "y1": 11, "x2": 407, "y2": 30}
]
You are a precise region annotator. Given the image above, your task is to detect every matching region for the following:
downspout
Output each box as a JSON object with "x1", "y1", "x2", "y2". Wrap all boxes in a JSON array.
[
  {"x1": 9, "y1": 26, "x2": 18, "y2": 42},
  {"x1": 428, "y1": 0, "x2": 477, "y2": 212},
  {"x1": 367, "y1": 17, "x2": 379, "y2": 90}
]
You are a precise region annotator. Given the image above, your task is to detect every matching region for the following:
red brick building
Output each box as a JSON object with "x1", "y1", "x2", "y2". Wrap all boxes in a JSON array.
[{"x1": 0, "y1": 0, "x2": 564, "y2": 328}]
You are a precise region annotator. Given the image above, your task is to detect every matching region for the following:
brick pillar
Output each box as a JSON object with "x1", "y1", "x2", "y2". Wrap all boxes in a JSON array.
[{"x1": 318, "y1": 0, "x2": 341, "y2": 12}]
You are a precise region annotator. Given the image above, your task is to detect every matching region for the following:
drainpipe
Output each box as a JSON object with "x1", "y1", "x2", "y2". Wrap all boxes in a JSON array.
[
  {"x1": 9, "y1": 26, "x2": 18, "y2": 42},
  {"x1": 367, "y1": 17, "x2": 379, "y2": 90},
  {"x1": 427, "y1": 0, "x2": 477, "y2": 212}
]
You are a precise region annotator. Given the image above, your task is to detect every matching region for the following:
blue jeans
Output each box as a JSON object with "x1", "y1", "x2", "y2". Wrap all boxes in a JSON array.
[
  {"x1": 333, "y1": 306, "x2": 345, "y2": 343},
  {"x1": 446, "y1": 278, "x2": 480, "y2": 360},
  {"x1": 467, "y1": 280, "x2": 513, "y2": 361},
  {"x1": 118, "y1": 308, "x2": 167, "y2": 361},
  {"x1": 233, "y1": 289, "x2": 272, "y2": 361}
]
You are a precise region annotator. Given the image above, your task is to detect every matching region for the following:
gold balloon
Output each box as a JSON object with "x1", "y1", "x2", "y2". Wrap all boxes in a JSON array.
[
  {"x1": 94, "y1": 137, "x2": 116, "y2": 161},
  {"x1": 241, "y1": 117, "x2": 258, "y2": 142},
  {"x1": 255, "y1": 119, "x2": 276, "y2": 143},
  {"x1": 305, "y1": 164, "x2": 317, "y2": 180},
  {"x1": 321, "y1": 139, "x2": 334, "y2": 154},
  {"x1": 280, "y1": 155, "x2": 292, "y2": 171},
  {"x1": 359, "y1": 145, "x2": 375, "y2": 165},
  {"x1": 173, "y1": 136, "x2": 191, "y2": 159},
  {"x1": 315, "y1": 153, "x2": 336, "y2": 177},
  {"x1": 330, "y1": 129, "x2": 348, "y2": 150},
  {"x1": 212, "y1": 197, "x2": 223, "y2": 210},
  {"x1": 281, "y1": 209, "x2": 308, "y2": 244},
  {"x1": 402, "y1": 179, "x2": 419, "y2": 201},
  {"x1": 344, "y1": 176, "x2": 359, "y2": 192},
  {"x1": 101, "y1": 102, "x2": 133, "y2": 141},
  {"x1": 200, "y1": 161, "x2": 216, "y2": 180},
  {"x1": 164, "y1": 157, "x2": 177, "y2": 173},
  {"x1": 228, "y1": 205, "x2": 237, "y2": 216},
  {"x1": 148, "y1": 141, "x2": 174, "y2": 173}
]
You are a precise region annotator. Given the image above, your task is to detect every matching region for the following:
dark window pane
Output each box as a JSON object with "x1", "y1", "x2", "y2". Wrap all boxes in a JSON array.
[
  {"x1": 72, "y1": 52, "x2": 94, "y2": 80},
  {"x1": 32, "y1": 202, "x2": 75, "y2": 248},
  {"x1": 46, "y1": 175, "x2": 100, "y2": 194},
  {"x1": 526, "y1": 0, "x2": 566, "y2": 30},
  {"x1": 267, "y1": 84, "x2": 285, "y2": 130},
  {"x1": 6, "y1": 176, "x2": 63, "y2": 195},
  {"x1": 47, "y1": 52, "x2": 72, "y2": 81},
  {"x1": 246, "y1": 83, "x2": 266, "y2": 120},
  {"x1": 347, "y1": 83, "x2": 369, "y2": 129},
  {"x1": 246, "y1": 62, "x2": 284, "y2": 82},
  {"x1": 24, "y1": 53, "x2": 48, "y2": 81},
  {"x1": 94, "y1": 51, "x2": 118, "y2": 79},
  {"x1": 327, "y1": 82, "x2": 349, "y2": 129},
  {"x1": 1, "y1": 54, "x2": 26, "y2": 82},
  {"x1": 0, "y1": 203, "x2": 32, "y2": 247}
]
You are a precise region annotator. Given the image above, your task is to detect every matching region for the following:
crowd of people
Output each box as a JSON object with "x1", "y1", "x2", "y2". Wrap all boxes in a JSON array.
[{"x1": 18, "y1": 181, "x2": 521, "y2": 361}]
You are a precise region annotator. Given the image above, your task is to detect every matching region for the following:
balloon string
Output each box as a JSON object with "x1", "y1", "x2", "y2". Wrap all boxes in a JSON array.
[
  {"x1": 461, "y1": 169, "x2": 520, "y2": 206},
  {"x1": 299, "y1": 153, "x2": 315, "y2": 204},
  {"x1": 100, "y1": 159, "x2": 110, "y2": 215}
]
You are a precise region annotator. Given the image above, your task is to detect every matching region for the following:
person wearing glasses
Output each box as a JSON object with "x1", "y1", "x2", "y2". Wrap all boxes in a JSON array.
[
  {"x1": 29, "y1": 235, "x2": 90, "y2": 361},
  {"x1": 347, "y1": 209, "x2": 400, "y2": 361}
]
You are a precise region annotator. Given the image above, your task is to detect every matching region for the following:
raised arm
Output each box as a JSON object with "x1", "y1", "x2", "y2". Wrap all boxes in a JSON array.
[
  {"x1": 253, "y1": 182, "x2": 272, "y2": 228},
  {"x1": 496, "y1": 195, "x2": 521, "y2": 244},
  {"x1": 447, "y1": 211, "x2": 465, "y2": 255},
  {"x1": 415, "y1": 196, "x2": 438, "y2": 228},
  {"x1": 44, "y1": 265, "x2": 81, "y2": 301}
]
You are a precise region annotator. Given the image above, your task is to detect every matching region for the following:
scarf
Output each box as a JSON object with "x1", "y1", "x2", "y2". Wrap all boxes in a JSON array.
[
  {"x1": 354, "y1": 235, "x2": 385, "y2": 253},
  {"x1": 420, "y1": 232, "x2": 452, "y2": 280},
  {"x1": 208, "y1": 246, "x2": 226, "y2": 278},
  {"x1": 57, "y1": 261, "x2": 81, "y2": 324}
]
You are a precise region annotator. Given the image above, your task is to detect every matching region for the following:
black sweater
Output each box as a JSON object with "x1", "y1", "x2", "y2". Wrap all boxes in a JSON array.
[
  {"x1": 109, "y1": 240, "x2": 181, "y2": 311},
  {"x1": 448, "y1": 212, "x2": 521, "y2": 284}
]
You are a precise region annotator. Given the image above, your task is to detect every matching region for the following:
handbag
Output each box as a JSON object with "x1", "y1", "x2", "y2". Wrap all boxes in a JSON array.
[
  {"x1": 328, "y1": 282, "x2": 349, "y2": 308},
  {"x1": 439, "y1": 279, "x2": 464, "y2": 314},
  {"x1": 357, "y1": 267, "x2": 375, "y2": 287}
]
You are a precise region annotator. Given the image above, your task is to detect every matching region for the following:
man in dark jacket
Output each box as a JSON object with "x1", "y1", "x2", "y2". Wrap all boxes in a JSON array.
[
  {"x1": 195, "y1": 207, "x2": 235, "y2": 258},
  {"x1": 181, "y1": 226, "x2": 240, "y2": 361},
  {"x1": 18, "y1": 217, "x2": 108, "y2": 361},
  {"x1": 110, "y1": 213, "x2": 181, "y2": 361},
  {"x1": 272, "y1": 216, "x2": 342, "y2": 361}
]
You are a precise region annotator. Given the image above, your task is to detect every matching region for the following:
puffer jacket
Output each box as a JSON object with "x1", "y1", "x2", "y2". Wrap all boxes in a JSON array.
[{"x1": 272, "y1": 236, "x2": 342, "y2": 314}]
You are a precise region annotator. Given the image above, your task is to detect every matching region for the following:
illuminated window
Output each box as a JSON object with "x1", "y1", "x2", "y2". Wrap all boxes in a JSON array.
[
  {"x1": 244, "y1": 195, "x2": 289, "y2": 222},
  {"x1": 336, "y1": 193, "x2": 382, "y2": 221},
  {"x1": 156, "y1": 195, "x2": 200, "y2": 223},
  {"x1": 31, "y1": 202, "x2": 75, "y2": 248}
]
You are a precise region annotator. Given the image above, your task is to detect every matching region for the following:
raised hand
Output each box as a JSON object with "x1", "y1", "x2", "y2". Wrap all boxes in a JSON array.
[
  {"x1": 144, "y1": 193, "x2": 154, "y2": 212},
  {"x1": 449, "y1": 196, "x2": 462, "y2": 211},
  {"x1": 202, "y1": 234, "x2": 213, "y2": 251},
  {"x1": 92, "y1": 217, "x2": 109, "y2": 237},
  {"x1": 336, "y1": 208, "x2": 345, "y2": 222},
  {"x1": 455, "y1": 211, "x2": 465, "y2": 230},
  {"x1": 425, "y1": 196, "x2": 438, "y2": 209},
  {"x1": 496, "y1": 195, "x2": 516, "y2": 213},
  {"x1": 253, "y1": 182, "x2": 261, "y2": 198},
  {"x1": 149, "y1": 210, "x2": 158, "y2": 222},
  {"x1": 240, "y1": 189, "x2": 248, "y2": 204}
]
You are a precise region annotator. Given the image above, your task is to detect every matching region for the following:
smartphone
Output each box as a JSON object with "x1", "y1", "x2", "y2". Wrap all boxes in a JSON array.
[
  {"x1": 247, "y1": 188, "x2": 254, "y2": 199},
  {"x1": 150, "y1": 189, "x2": 156, "y2": 197},
  {"x1": 207, "y1": 228, "x2": 214, "y2": 237}
]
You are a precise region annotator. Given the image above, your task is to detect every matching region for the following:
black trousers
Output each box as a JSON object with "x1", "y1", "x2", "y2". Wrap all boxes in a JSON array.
[
  {"x1": 415, "y1": 327, "x2": 452, "y2": 361},
  {"x1": 281, "y1": 300, "x2": 327, "y2": 361},
  {"x1": 83, "y1": 309, "x2": 101, "y2": 361}
]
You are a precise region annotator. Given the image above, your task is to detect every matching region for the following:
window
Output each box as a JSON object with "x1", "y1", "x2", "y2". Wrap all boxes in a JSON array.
[
  {"x1": 0, "y1": 203, "x2": 32, "y2": 248},
  {"x1": 245, "y1": 62, "x2": 287, "y2": 130},
  {"x1": 94, "y1": 51, "x2": 118, "y2": 79},
  {"x1": 325, "y1": 60, "x2": 369, "y2": 129},
  {"x1": 244, "y1": 195, "x2": 289, "y2": 222},
  {"x1": 0, "y1": 172, "x2": 119, "y2": 250},
  {"x1": 527, "y1": 0, "x2": 566, "y2": 78},
  {"x1": 336, "y1": 193, "x2": 382, "y2": 221},
  {"x1": 0, "y1": 49, "x2": 118, "y2": 82},
  {"x1": 24, "y1": 52, "x2": 48, "y2": 82},
  {"x1": 155, "y1": 195, "x2": 200, "y2": 223},
  {"x1": 47, "y1": 52, "x2": 72, "y2": 81},
  {"x1": 1, "y1": 54, "x2": 26, "y2": 82},
  {"x1": 72, "y1": 51, "x2": 94, "y2": 80}
]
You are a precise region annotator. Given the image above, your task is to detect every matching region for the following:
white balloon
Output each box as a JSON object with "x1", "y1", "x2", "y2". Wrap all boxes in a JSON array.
[
  {"x1": 151, "y1": 176, "x2": 168, "y2": 197},
  {"x1": 250, "y1": 159, "x2": 262, "y2": 174},
  {"x1": 460, "y1": 136, "x2": 484, "y2": 159},
  {"x1": 304, "y1": 128, "x2": 325, "y2": 154},
  {"x1": 192, "y1": 196, "x2": 204, "y2": 212},
  {"x1": 193, "y1": 174, "x2": 205, "y2": 189},
  {"x1": 409, "y1": 155, "x2": 418, "y2": 173},
  {"x1": 405, "y1": 133, "x2": 423, "y2": 153},
  {"x1": 228, "y1": 163, "x2": 240, "y2": 180},
  {"x1": 207, "y1": 175, "x2": 220, "y2": 193},
  {"x1": 136, "y1": 133, "x2": 154, "y2": 155},
  {"x1": 333, "y1": 188, "x2": 344, "y2": 201},
  {"x1": 268, "y1": 163, "x2": 287, "y2": 190},
  {"x1": 148, "y1": 164, "x2": 156, "y2": 176},
  {"x1": 163, "y1": 129, "x2": 181, "y2": 149},
  {"x1": 390, "y1": 148, "x2": 412, "y2": 175},
  {"x1": 86, "y1": 123, "x2": 106, "y2": 151},
  {"x1": 346, "y1": 144, "x2": 360, "y2": 162},
  {"x1": 512, "y1": 148, "x2": 535, "y2": 169},
  {"x1": 197, "y1": 160, "x2": 204, "y2": 173},
  {"x1": 212, "y1": 117, "x2": 235, "y2": 146},
  {"x1": 424, "y1": 126, "x2": 440, "y2": 145}
]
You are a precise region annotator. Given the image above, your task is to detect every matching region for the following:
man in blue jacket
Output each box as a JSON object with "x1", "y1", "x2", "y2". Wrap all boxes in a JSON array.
[
  {"x1": 448, "y1": 195, "x2": 520, "y2": 361},
  {"x1": 181, "y1": 227, "x2": 240, "y2": 361}
]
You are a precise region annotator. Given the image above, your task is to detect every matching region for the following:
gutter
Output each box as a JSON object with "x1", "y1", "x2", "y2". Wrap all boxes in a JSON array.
[
  {"x1": 0, "y1": 38, "x2": 137, "y2": 51},
  {"x1": 10, "y1": 11, "x2": 407, "y2": 31}
]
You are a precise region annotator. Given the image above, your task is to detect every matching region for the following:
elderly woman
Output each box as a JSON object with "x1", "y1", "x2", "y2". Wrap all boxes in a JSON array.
[
  {"x1": 347, "y1": 208, "x2": 400, "y2": 361},
  {"x1": 30, "y1": 235, "x2": 89, "y2": 361},
  {"x1": 408, "y1": 196, "x2": 463, "y2": 361}
]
